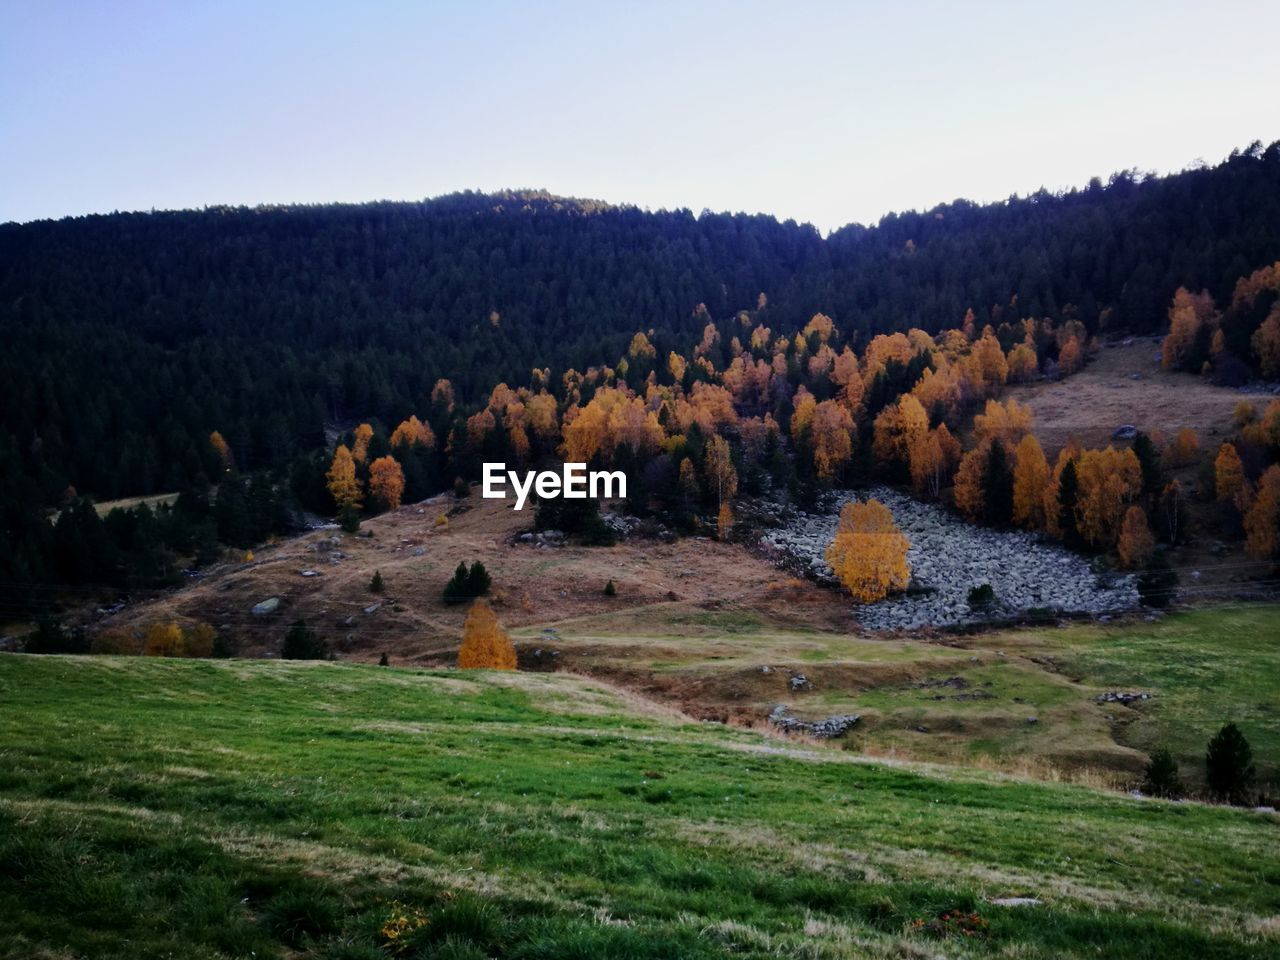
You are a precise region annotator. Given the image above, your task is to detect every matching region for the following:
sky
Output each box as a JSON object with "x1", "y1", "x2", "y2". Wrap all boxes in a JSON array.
[{"x1": 2, "y1": 0, "x2": 1279, "y2": 233}]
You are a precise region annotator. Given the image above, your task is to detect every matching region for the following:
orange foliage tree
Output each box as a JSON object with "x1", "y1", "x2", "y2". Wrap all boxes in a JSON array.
[
  {"x1": 1012, "y1": 434, "x2": 1050, "y2": 529},
  {"x1": 369, "y1": 455, "x2": 406, "y2": 511},
  {"x1": 457, "y1": 599, "x2": 517, "y2": 670},
  {"x1": 1075, "y1": 447, "x2": 1143, "y2": 548},
  {"x1": 1117, "y1": 506, "x2": 1156, "y2": 569},
  {"x1": 825, "y1": 499, "x2": 911, "y2": 603},
  {"x1": 351, "y1": 423, "x2": 374, "y2": 464},
  {"x1": 390, "y1": 415, "x2": 435, "y2": 450},
  {"x1": 811, "y1": 400, "x2": 856, "y2": 481},
  {"x1": 1214, "y1": 443, "x2": 1245, "y2": 504},
  {"x1": 1057, "y1": 336, "x2": 1082, "y2": 375},
  {"x1": 326, "y1": 444, "x2": 362, "y2": 511},
  {"x1": 1164, "y1": 427, "x2": 1201, "y2": 468},
  {"x1": 1244, "y1": 466, "x2": 1280, "y2": 560}
]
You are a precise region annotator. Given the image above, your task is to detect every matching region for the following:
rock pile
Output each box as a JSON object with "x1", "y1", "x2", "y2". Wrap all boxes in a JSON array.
[
  {"x1": 762, "y1": 487, "x2": 1139, "y2": 629},
  {"x1": 768, "y1": 705, "x2": 860, "y2": 739}
]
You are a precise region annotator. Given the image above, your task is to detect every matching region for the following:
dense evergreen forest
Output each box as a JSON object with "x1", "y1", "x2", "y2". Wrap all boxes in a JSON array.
[{"x1": 2, "y1": 141, "x2": 1280, "y2": 610}]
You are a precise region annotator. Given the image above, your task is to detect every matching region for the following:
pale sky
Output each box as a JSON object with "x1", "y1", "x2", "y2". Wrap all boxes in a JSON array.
[{"x1": 2, "y1": 0, "x2": 1278, "y2": 232}]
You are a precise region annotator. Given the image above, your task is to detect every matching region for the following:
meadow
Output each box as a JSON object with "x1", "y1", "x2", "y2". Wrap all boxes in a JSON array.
[{"x1": 2, "y1": 642, "x2": 1278, "y2": 959}]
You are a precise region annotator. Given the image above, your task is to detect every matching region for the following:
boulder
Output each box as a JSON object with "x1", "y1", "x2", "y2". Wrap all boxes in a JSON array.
[{"x1": 251, "y1": 597, "x2": 280, "y2": 616}]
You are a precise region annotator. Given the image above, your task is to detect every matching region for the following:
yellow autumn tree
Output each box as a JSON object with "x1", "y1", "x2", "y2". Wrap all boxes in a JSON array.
[
  {"x1": 369, "y1": 455, "x2": 405, "y2": 511},
  {"x1": 1012, "y1": 434, "x2": 1050, "y2": 529},
  {"x1": 390, "y1": 415, "x2": 435, "y2": 450},
  {"x1": 457, "y1": 599, "x2": 517, "y2": 670},
  {"x1": 717, "y1": 502, "x2": 734, "y2": 541},
  {"x1": 143, "y1": 621, "x2": 184, "y2": 657},
  {"x1": 1057, "y1": 336, "x2": 1082, "y2": 375},
  {"x1": 704, "y1": 435, "x2": 738, "y2": 505},
  {"x1": 351, "y1": 423, "x2": 374, "y2": 464},
  {"x1": 1214, "y1": 443, "x2": 1245, "y2": 504},
  {"x1": 326, "y1": 444, "x2": 362, "y2": 511},
  {"x1": 825, "y1": 499, "x2": 911, "y2": 603},
  {"x1": 1117, "y1": 506, "x2": 1156, "y2": 569},
  {"x1": 909, "y1": 424, "x2": 961, "y2": 499},
  {"x1": 811, "y1": 399, "x2": 856, "y2": 481},
  {"x1": 1006, "y1": 343, "x2": 1039, "y2": 382},
  {"x1": 1075, "y1": 447, "x2": 1143, "y2": 548},
  {"x1": 1244, "y1": 466, "x2": 1280, "y2": 559},
  {"x1": 973, "y1": 397, "x2": 1033, "y2": 445}
]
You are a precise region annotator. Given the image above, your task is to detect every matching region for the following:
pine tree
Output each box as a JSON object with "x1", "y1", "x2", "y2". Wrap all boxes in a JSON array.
[
  {"x1": 369, "y1": 570, "x2": 385, "y2": 594},
  {"x1": 1205, "y1": 723, "x2": 1255, "y2": 804}
]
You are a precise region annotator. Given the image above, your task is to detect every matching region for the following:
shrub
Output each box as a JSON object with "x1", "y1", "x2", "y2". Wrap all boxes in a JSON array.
[
  {"x1": 183, "y1": 622, "x2": 217, "y2": 658},
  {"x1": 24, "y1": 618, "x2": 89, "y2": 655},
  {"x1": 282, "y1": 620, "x2": 329, "y2": 660},
  {"x1": 1206, "y1": 723, "x2": 1255, "y2": 804},
  {"x1": 453, "y1": 476, "x2": 470, "y2": 498},
  {"x1": 1137, "y1": 553, "x2": 1178, "y2": 607},
  {"x1": 1141, "y1": 748, "x2": 1183, "y2": 798},
  {"x1": 91, "y1": 628, "x2": 138, "y2": 655},
  {"x1": 603, "y1": 579, "x2": 616, "y2": 597},
  {"x1": 369, "y1": 570, "x2": 385, "y2": 594},
  {"x1": 339, "y1": 503, "x2": 361, "y2": 533},
  {"x1": 434, "y1": 513, "x2": 449, "y2": 529},
  {"x1": 378, "y1": 652, "x2": 389, "y2": 667},
  {"x1": 967, "y1": 584, "x2": 996, "y2": 609},
  {"x1": 144, "y1": 621, "x2": 185, "y2": 657},
  {"x1": 534, "y1": 496, "x2": 616, "y2": 546}
]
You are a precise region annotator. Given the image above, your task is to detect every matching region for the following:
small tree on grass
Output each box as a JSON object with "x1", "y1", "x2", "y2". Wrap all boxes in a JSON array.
[
  {"x1": 378, "y1": 652, "x2": 389, "y2": 667},
  {"x1": 457, "y1": 599, "x2": 516, "y2": 670},
  {"x1": 369, "y1": 570, "x2": 385, "y2": 594},
  {"x1": 282, "y1": 620, "x2": 329, "y2": 660},
  {"x1": 1137, "y1": 553, "x2": 1178, "y2": 608},
  {"x1": 1141, "y1": 748, "x2": 1183, "y2": 799},
  {"x1": 1206, "y1": 723, "x2": 1255, "y2": 804},
  {"x1": 444, "y1": 561, "x2": 491, "y2": 603}
]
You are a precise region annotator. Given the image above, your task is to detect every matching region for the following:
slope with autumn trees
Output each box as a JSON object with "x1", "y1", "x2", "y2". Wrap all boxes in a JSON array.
[{"x1": 5, "y1": 144, "x2": 1280, "y2": 607}]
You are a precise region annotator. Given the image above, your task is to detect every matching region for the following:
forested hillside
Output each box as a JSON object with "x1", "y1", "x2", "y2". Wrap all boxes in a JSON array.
[{"x1": 3, "y1": 143, "x2": 1279, "y2": 504}]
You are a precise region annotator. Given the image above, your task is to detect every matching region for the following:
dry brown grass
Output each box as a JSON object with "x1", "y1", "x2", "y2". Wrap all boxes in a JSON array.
[{"x1": 1006, "y1": 337, "x2": 1244, "y2": 457}]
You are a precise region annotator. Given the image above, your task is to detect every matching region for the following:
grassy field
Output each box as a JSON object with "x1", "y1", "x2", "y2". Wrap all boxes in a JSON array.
[
  {"x1": 516, "y1": 605, "x2": 1280, "y2": 786},
  {"x1": 2, "y1": 652, "x2": 1278, "y2": 959}
]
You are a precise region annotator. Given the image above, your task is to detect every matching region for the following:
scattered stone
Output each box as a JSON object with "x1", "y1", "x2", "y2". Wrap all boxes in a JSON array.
[
  {"x1": 768, "y1": 705, "x2": 859, "y2": 738},
  {"x1": 1096, "y1": 691, "x2": 1152, "y2": 705},
  {"x1": 412, "y1": 547, "x2": 426, "y2": 557},
  {"x1": 1112, "y1": 424, "x2": 1138, "y2": 440},
  {"x1": 1026, "y1": 716, "x2": 1038, "y2": 724},
  {"x1": 363, "y1": 602, "x2": 381, "y2": 615},
  {"x1": 299, "y1": 570, "x2": 320, "y2": 578},
  {"x1": 789, "y1": 674, "x2": 811, "y2": 691},
  {"x1": 251, "y1": 597, "x2": 280, "y2": 616},
  {"x1": 760, "y1": 665, "x2": 772, "y2": 674},
  {"x1": 990, "y1": 897, "x2": 1042, "y2": 907}
]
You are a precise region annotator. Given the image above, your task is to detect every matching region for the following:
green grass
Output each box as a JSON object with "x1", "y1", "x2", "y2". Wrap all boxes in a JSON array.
[
  {"x1": 1, "y1": 652, "x2": 1278, "y2": 959},
  {"x1": 1052, "y1": 607, "x2": 1280, "y2": 776}
]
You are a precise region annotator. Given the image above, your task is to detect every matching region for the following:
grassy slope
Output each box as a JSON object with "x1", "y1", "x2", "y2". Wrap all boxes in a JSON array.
[
  {"x1": 514, "y1": 605, "x2": 1280, "y2": 786},
  {"x1": 1, "y1": 654, "x2": 1277, "y2": 959}
]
